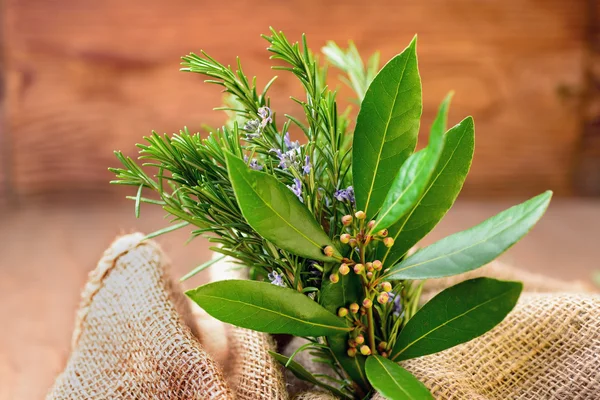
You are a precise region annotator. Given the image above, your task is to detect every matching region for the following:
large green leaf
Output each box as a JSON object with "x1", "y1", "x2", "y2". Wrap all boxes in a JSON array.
[
  {"x1": 365, "y1": 355, "x2": 433, "y2": 400},
  {"x1": 225, "y1": 152, "x2": 340, "y2": 262},
  {"x1": 186, "y1": 280, "x2": 351, "y2": 336},
  {"x1": 391, "y1": 278, "x2": 522, "y2": 361},
  {"x1": 378, "y1": 116, "x2": 474, "y2": 266},
  {"x1": 370, "y1": 94, "x2": 452, "y2": 233},
  {"x1": 353, "y1": 37, "x2": 422, "y2": 217},
  {"x1": 383, "y1": 191, "x2": 552, "y2": 280}
]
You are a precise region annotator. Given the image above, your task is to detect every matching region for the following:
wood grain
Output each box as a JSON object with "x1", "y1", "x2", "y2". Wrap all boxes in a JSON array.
[{"x1": 2, "y1": 0, "x2": 587, "y2": 198}]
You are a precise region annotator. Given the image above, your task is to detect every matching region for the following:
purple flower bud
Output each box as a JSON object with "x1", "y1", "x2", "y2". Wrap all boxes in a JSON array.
[
  {"x1": 387, "y1": 291, "x2": 404, "y2": 317},
  {"x1": 258, "y1": 106, "x2": 272, "y2": 120},
  {"x1": 287, "y1": 178, "x2": 304, "y2": 203},
  {"x1": 333, "y1": 185, "x2": 356, "y2": 205},
  {"x1": 244, "y1": 155, "x2": 263, "y2": 171},
  {"x1": 268, "y1": 271, "x2": 286, "y2": 287},
  {"x1": 302, "y1": 155, "x2": 311, "y2": 175},
  {"x1": 284, "y1": 132, "x2": 300, "y2": 150}
]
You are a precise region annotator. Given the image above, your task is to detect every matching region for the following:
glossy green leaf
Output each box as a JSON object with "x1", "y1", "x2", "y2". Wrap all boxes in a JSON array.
[
  {"x1": 391, "y1": 278, "x2": 522, "y2": 361},
  {"x1": 269, "y1": 351, "x2": 350, "y2": 399},
  {"x1": 320, "y1": 272, "x2": 362, "y2": 314},
  {"x1": 370, "y1": 94, "x2": 452, "y2": 233},
  {"x1": 353, "y1": 37, "x2": 422, "y2": 217},
  {"x1": 225, "y1": 152, "x2": 340, "y2": 262},
  {"x1": 186, "y1": 280, "x2": 351, "y2": 336},
  {"x1": 384, "y1": 191, "x2": 552, "y2": 280},
  {"x1": 378, "y1": 116, "x2": 474, "y2": 266},
  {"x1": 365, "y1": 355, "x2": 433, "y2": 400}
]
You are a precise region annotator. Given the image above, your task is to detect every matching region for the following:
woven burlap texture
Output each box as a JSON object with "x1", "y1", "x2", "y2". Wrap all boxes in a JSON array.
[
  {"x1": 46, "y1": 233, "x2": 233, "y2": 399},
  {"x1": 206, "y1": 254, "x2": 288, "y2": 400},
  {"x1": 48, "y1": 233, "x2": 600, "y2": 399}
]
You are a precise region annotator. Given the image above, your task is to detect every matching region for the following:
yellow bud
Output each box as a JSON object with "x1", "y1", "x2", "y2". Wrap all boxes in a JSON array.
[
  {"x1": 362, "y1": 298, "x2": 373, "y2": 309},
  {"x1": 378, "y1": 341, "x2": 388, "y2": 352},
  {"x1": 353, "y1": 263, "x2": 364, "y2": 274},
  {"x1": 383, "y1": 237, "x2": 395, "y2": 248},
  {"x1": 348, "y1": 238, "x2": 358, "y2": 248},
  {"x1": 381, "y1": 282, "x2": 392, "y2": 292},
  {"x1": 355, "y1": 210, "x2": 366, "y2": 220},
  {"x1": 360, "y1": 345, "x2": 371, "y2": 356},
  {"x1": 329, "y1": 273, "x2": 339, "y2": 283},
  {"x1": 355, "y1": 335, "x2": 365, "y2": 345},
  {"x1": 348, "y1": 338, "x2": 357, "y2": 348},
  {"x1": 366, "y1": 262, "x2": 374, "y2": 272},
  {"x1": 338, "y1": 307, "x2": 348, "y2": 317},
  {"x1": 349, "y1": 303, "x2": 360, "y2": 314},
  {"x1": 323, "y1": 245, "x2": 335, "y2": 257},
  {"x1": 377, "y1": 229, "x2": 388, "y2": 237},
  {"x1": 366, "y1": 271, "x2": 373, "y2": 279},
  {"x1": 340, "y1": 233, "x2": 351, "y2": 244},
  {"x1": 377, "y1": 292, "x2": 390, "y2": 304},
  {"x1": 373, "y1": 260, "x2": 382, "y2": 271},
  {"x1": 347, "y1": 347, "x2": 357, "y2": 357},
  {"x1": 359, "y1": 306, "x2": 367, "y2": 315},
  {"x1": 367, "y1": 220, "x2": 376, "y2": 229},
  {"x1": 338, "y1": 263, "x2": 350, "y2": 275},
  {"x1": 342, "y1": 215, "x2": 353, "y2": 226}
]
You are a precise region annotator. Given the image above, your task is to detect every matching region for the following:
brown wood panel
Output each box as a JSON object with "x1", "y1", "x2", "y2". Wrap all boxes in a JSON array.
[{"x1": 3, "y1": 0, "x2": 587, "y2": 198}]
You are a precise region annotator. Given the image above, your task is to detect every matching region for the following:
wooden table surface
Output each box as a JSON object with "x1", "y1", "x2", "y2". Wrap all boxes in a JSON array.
[{"x1": 1, "y1": 198, "x2": 598, "y2": 400}]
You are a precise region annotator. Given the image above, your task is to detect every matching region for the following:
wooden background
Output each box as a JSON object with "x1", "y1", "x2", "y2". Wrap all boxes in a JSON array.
[{"x1": 0, "y1": 0, "x2": 598, "y2": 202}]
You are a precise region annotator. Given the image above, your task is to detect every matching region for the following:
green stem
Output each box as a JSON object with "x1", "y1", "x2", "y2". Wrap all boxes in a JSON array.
[{"x1": 367, "y1": 304, "x2": 376, "y2": 354}]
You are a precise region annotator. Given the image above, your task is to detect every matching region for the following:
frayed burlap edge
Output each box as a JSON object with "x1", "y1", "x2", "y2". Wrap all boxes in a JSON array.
[{"x1": 47, "y1": 233, "x2": 233, "y2": 399}]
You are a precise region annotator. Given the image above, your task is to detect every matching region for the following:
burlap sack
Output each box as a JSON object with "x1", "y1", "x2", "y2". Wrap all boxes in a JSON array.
[
  {"x1": 48, "y1": 233, "x2": 600, "y2": 399},
  {"x1": 47, "y1": 233, "x2": 234, "y2": 399}
]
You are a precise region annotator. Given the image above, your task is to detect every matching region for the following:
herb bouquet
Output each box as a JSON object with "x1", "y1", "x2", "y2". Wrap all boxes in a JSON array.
[{"x1": 111, "y1": 29, "x2": 552, "y2": 400}]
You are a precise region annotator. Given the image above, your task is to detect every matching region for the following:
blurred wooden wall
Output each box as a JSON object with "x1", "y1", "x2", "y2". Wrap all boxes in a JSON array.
[{"x1": 0, "y1": 0, "x2": 598, "y2": 201}]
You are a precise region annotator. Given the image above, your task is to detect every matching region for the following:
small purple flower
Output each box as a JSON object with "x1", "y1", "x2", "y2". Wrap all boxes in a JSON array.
[
  {"x1": 268, "y1": 271, "x2": 286, "y2": 287},
  {"x1": 288, "y1": 178, "x2": 304, "y2": 203},
  {"x1": 271, "y1": 147, "x2": 300, "y2": 169},
  {"x1": 258, "y1": 106, "x2": 272, "y2": 129},
  {"x1": 302, "y1": 155, "x2": 311, "y2": 175},
  {"x1": 387, "y1": 291, "x2": 404, "y2": 317},
  {"x1": 249, "y1": 159, "x2": 263, "y2": 171},
  {"x1": 334, "y1": 186, "x2": 355, "y2": 205},
  {"x1": 258, "y1": 106, "x2": 272, "y2": 121},
  {"x1": 284, "y1": 132, "x2": 300, "y2": 150},
  {"x1": 244, "y1": 155, "x2": 263, "y2": 171}
]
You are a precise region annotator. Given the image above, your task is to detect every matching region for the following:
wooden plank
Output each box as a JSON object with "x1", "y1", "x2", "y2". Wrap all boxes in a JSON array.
[
  {"x1": 3, "y1": 0, "x2": 587, "y2": 198},
  {"x1": 574, "y1": 0, "x2": 600, "y2": 195}
]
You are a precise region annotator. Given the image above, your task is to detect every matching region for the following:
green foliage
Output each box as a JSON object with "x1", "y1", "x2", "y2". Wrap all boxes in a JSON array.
[
  {"x1": 377, "y1": 115, "x2": 474, "y2": 266},
  {"x1": 225, "y1": 152, "x2": 341, "y2": 262},
  {"x1": 365, "y1": 355, "x2": 433, "y2": 400},
  {"x1": 391, "y1": 278, "x2": 522, "y2": 361},
  {"x1": 186, "y1": 280, "x2": 351, "y2": 336},
  {"x1": 384, "y1": 191, "x2": 552, "y2": 280},
  {"x1": 370, "y1": 93, "x2": 451, "y2": 233},
  {"x1": 352, "y1": 38, "x2": 421, "y2": 218},
  {"x1": 111, "y1": 30, "x2": 552, "y2": 399}
]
